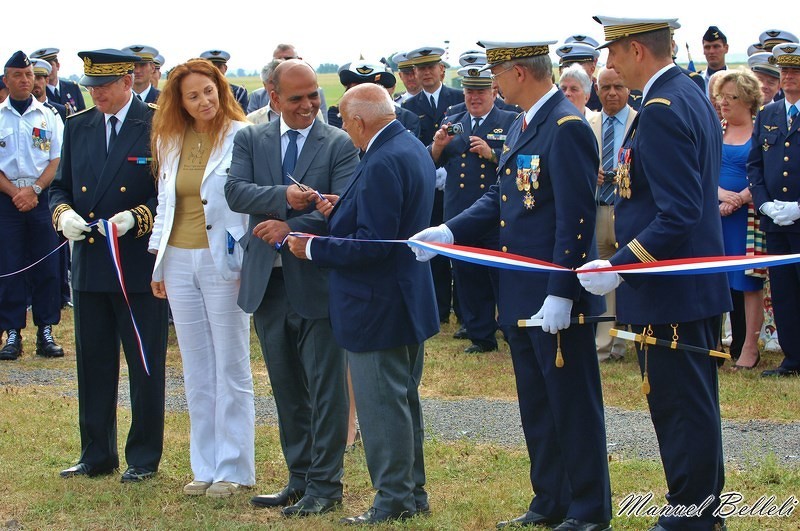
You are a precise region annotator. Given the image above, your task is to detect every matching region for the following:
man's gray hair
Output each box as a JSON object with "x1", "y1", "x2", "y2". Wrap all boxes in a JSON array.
[
  {"x1": 559, "y1": 64, "x2": 592, "y2": 94},
  {"x1": 510, "y1": 55, "x2": 553, "y2": 82}
]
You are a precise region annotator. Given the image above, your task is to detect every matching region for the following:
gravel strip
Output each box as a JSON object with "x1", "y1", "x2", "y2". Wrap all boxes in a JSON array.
[{"x1": 2, "y1": 366, "x2": 798, "y2": 468}]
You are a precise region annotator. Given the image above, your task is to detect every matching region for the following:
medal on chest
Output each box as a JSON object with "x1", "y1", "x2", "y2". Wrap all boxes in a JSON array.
[
  {"x1": 516, "y1": 154, "x2": 540, "y2": 209},
  {"x1": 32, "y1": 127, "x2": 51, "y2": 151},
  {"x1": 616, "y1": 147, "x2": 632, "y2": 199}
]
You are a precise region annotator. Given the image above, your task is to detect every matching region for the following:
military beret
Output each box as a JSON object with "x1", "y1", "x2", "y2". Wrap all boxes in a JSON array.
[
  {"x1": 565, "y1": 35, "x2": 600, "y2": 48},
  {"x1": 759, "y1": 30, "x2": 799, "y2": 51},
  {"x1": 32, "y1": 59, "x2": 52, "y2": 76},
  {"x1": 772, "y1": 42, "x2": 800, "y2": 69},
  {"x1": 200, "y1": 50, "x2": 231, "y2": 64},
  {"x1": 5, "y1": 50, "x2": 31, "y2": 69},
  {"x1": 339, "y1": 60, "x2": 396, "y2": 88},
  {"x1": 748, "y1": 52, "x2": 780, "y2": 78},
  {"x1": 30, "y1": 47, "x2": 59, "y2": 62},
  {"x1": 407, "y1": 46, "x2": 445, "y2": 66},
  {"x1": 703, "y1": 26, "x2": 727, "y2": 44},
  {"x1": 593, "y1": 15, "x2": 678, "y2": 49},
  {"x1": 556, "y1": 43, "x2": 600, "y2": 65},
  {"x1": 477, "y1": 40, "x2": 556, "y2": 70},
  {"x1": 125, "y1": 44, "x2": 159, "y2": 62},
  {"x1": 77, "y1": 48, "x2": 142, "y2": 87}
]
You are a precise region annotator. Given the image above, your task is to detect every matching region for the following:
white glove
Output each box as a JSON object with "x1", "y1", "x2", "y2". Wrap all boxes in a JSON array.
[
  {"x1": 530, "y1": 295, "x2": 573, "y2": 334},
  {"x1": 98, "y1": 210, "x2": 135, "y2": 237},
  {"x1": 760, "y1": 201, "x2": 789, "y2": 225},
  {"x1": 408, "y1": 224, "x2": 454, "y2": 262},
  {"x1": 435, "y1": 167, "x2": 447, "y2": 191},
  {"x1": 772, "y1": 200, "x2": 800, "y2": 225},
  {"x1": 58, "y1": 209, "x2": 90, "y2": 241},
  {"x1": 577, "y1": 259, "x2": 622, "y2": 296}
]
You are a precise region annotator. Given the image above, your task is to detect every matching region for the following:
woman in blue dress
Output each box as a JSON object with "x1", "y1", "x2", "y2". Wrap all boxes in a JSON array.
[{"x1": 715, "y1": 70, "x2": 764, "y2": 369}]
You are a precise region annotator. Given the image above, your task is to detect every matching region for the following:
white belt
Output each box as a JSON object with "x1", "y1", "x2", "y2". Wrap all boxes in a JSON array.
[{"x1": 13, "y1": 178, "x2": 37, "y2": 188}]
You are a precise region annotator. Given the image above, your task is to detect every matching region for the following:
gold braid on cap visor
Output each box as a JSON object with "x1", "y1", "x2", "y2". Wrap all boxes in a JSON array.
[
  {"x1": 83, "y1": 57, "x2": 134, "y2": 77},
  {"x1": 602, "y1": 23, "x2": 670, "y2": 42}
]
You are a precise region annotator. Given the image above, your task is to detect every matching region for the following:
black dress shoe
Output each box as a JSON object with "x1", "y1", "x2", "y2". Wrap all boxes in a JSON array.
[
  {"x1": 0, "y1": 329, "x2": 22, "y2": 360},
  {"x1": 120, "y1": 466, "x2": 156, "y2": 483},
  {"x1": 464, "y1": 342, "x2": 498, "y2": 354},
  {"x1": 60, "y1": 462, "x2": 115, "y2": 478},
  {"x1": 761, "y1": 366, "x2": 800, "y2": 377},
  {"x1": 416, "y1": 500, "x2": 430, "y2": 515},
  {"x1": 340, "y1": 506, "x2": 414, "y2": 525},
  {"x1": 36, "y1": 325, "x2": 64, "y2": 358},
  {"x1": 453, "y1": 325, "x2": 469, "y2": 340},
  {"x1": 553, "y1": 518, "x2": 611, "y2": 531},
  {"x1": 250, "y1": 486, "x2": 305, "y2": 508},
  {"x1": 282, "y1": 494, "x2": 341, "y2": 517},
  {"x1": 497, "y1": 510, "x2": 561, "y2": 528}
]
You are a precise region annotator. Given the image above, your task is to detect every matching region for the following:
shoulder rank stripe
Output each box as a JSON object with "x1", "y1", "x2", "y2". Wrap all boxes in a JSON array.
[
  {"x1": 147, "y1": 102, "x2": 159, "y2": 110},
  {"x1": 557, "y1": 115, "x2": 582, "y2": 126},
  {"x1": 66, "y1": 106, "x2": 95, "y2": 119},
  {"x1": 627, "y1": 239, "x2": 657, "y2": 263},
  {"x1": 645, "y1": 98, "x2": 671, "y2": 107}
]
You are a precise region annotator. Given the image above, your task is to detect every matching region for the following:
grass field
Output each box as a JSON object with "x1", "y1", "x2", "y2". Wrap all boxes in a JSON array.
[{"x1": 1, "y1": 312, "x2": 799, "y2": 530}]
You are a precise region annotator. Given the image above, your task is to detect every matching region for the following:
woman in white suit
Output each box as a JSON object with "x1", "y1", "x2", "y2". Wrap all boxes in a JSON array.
[{"x1": 149, "y1": 58, "x2": 254, "y2": 498}]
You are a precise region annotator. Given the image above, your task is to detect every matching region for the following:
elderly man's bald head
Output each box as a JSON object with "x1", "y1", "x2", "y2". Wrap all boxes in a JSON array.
[{"x1": 339, "y1": 84, "x2": 396, "y2": 150}]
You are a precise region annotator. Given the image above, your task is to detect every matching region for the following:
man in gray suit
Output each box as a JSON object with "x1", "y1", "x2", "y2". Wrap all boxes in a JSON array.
[{"x1": 224, "y1": 59, "x2": 359, "y2": 517}]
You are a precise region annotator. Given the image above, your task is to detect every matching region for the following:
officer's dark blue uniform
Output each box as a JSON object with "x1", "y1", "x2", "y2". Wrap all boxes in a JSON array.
[
  {"x1": 747, "y1": 43, "x2": 800, "y2": 376},
  {"x1": 200, "y1": 50, "x2": 249, "y2": 113},
  {"x1": 591, "y1": 16, "x2": 731, "y2": 531},
  {"x1": 402, "y1": 48, "x2": 464, "y2": 323},
  {"x1": 434, "y1": 67, "x2": 517, "y2": 352},
  {"x1": 49, "y1": 49, "x2": 168, "y2": 478},
  {"x1": 30, "y1": 48, "x2": 86, "y2": 112},
  {"x1": 445, "y1": 42, "x2": 610, "y2": 527}
]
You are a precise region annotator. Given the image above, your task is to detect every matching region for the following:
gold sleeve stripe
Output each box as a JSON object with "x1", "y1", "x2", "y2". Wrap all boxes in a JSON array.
[
  {"x1": 645, "y1": 98, "x2": 671, "y2": 107},
  {"x1": 557, "y1": 115, "x2": 582, "y2": 126},
  {"x1": 52, "y1": 203, "x2": 73, "y2": 230},
  {"x1": 627, "y1": 239, "x2": 657, "y2": 263},
  {"x1": 130, "y1": 205, "x2": 154, "y2": 238}
]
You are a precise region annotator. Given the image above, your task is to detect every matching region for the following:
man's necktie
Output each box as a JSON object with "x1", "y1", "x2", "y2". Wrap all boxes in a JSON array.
[
  {"x1": 54, "y1": 87, "x2": 60, "y2": 100},
  {"x1": 282, "y1": 130, "x2": 299, "y2": 184},
  {"x1": 597, "y1": 116, "x2": 616, "y2": 205},
  {"x1": 136, "y1": 94, "x2": 143, "y2": 101},
  {"x1": 789, "y1": 104, "x2": 798, "y2": 128},
  {"x1": 429, "y1": 94, "x2": 436, "y2": 112},
  {"x1": 473, "y1": 117, "x2": 482, "y2": 132},
  {"x1": 107, "y1": 115, "x2": 118, "y2": 155}
]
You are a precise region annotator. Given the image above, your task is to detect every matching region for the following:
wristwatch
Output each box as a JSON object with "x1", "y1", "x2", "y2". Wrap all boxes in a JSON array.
[{"x1": 32, "y1": 184, "x2": 42, "y2": 196}]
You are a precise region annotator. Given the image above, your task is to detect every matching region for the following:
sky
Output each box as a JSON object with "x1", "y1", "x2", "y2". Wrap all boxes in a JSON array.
[{"x1": 2, "y1": 1, "x2": 796, "y2": 77}]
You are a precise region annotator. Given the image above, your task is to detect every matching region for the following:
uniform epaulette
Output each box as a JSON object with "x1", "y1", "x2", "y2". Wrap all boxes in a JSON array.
[
  {"x1": 44, "y1": 104, "x2": 59, "y2": 115},
  {"x1": 557, "y1": 115, "x2": 582, "y2": 126},
  {"x1": 759, "y1": 105, "x2": 765, "y2": 111},
  {"x1": 689, "y1": 72, "x2": 700, "y2": 78},
  {"x1": 147, "y1": 103, "x2": 159, "y2": 110},
  {"x1": 67, "y1": 106, "x2": 95, "y2": 119},
  {"x1": 645, "y1": 98, "x2": 671, "y2": 107}
]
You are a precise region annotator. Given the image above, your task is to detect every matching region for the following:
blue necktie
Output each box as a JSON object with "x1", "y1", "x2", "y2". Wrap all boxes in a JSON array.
[
  {"x1": 282, "y1": 130, "x2": 299, "y2": 184},
  {"x1": 789, "y1": 104, "x2": 798, "y2": 129},
  {"x1": 473, "y1": 117, "x2": 482, "y2": 132},
  {"x1": 597, "y1": 116, "x2": 616, "y2": 205}
]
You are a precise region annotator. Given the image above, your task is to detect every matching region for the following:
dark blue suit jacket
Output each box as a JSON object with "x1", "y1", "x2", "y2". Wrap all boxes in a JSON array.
[
  {"x1": 610, "y1": 66, "x2": 731, "y2": 324},
  {"x1": 310, "y1": 120, "x2": 439, "y2": 352},
  {"x1": 47, "y1": 79, "x2": 86, "y2": 112},
  {"x1": 231, "y1": 84, "x2": 249, "y2": 113},
  {"x1": 447, "y1": 89, "x2": 603, "y2": 326},
  {"x1": 49, "y1": 97, "x2": 158, "y2": 293},
  {"x1": 748, "y1": 98, "x2": 800, "y2": 233}
]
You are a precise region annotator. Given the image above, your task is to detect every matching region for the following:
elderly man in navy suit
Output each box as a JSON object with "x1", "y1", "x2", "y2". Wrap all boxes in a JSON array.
[
  {"x1": 287, "y1": 83, "x2": 439, "y2": 524},
  {"x1": 579, "y1": 17, "x2": 732, "y2": 531},
  {"x1": 49, "y1": 48, "x2": 168, "y2": 483},
  {"x1": 747, "y1": 42, "x2": 800, "y2": 378},
  {"x1": 411, "y1": 40, "x2": 611, "y2": 531}
]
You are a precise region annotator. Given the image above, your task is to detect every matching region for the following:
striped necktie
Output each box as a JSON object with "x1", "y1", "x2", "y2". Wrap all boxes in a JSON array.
[{"x1": 597, "y1": 115, "x2": 616, "y2": 205}]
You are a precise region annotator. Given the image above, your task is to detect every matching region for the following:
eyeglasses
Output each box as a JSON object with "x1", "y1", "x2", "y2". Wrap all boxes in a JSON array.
[
  {"x1": 715, "y1": 92, "x2": 739, "y2": 102},
  {"x1": 86, "y1": 78, "x2": 122, "y2": 93},
  {"x1": 490, "y1": 65, "x2": 515, "y2": 81}
]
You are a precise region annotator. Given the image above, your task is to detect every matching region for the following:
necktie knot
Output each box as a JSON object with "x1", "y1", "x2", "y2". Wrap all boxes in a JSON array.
[{"x1": 473, "y1": 117, "x2": 482, "y2": 131}]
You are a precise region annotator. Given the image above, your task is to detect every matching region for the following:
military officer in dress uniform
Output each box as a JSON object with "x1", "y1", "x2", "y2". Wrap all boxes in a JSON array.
[
  {"x1": 29, "y1": 48, "x2": 85, "y2": 114},
  {"x1": 0, "y1": 51, "x2": 65, "y2": 361},
  {"x1": 412, "y1": 40, "x2": 611, "y2": 531},
  {"x1": 391, "y1": 51, "x2": 420, "y2": 104},
  {"x1": 429, "y1": 65, "x2": 516, "y2": 353},
  {"x1": 402, "y1": 46, "x2": 464, "y2": 324},
  {"x1": 557, "y1": 41, "x2": 602, "y2": 112},
  {"x1": 124, "y1": 45, "x2": 161, "y2": 104},
  {"x1": 746, "y1": 43, "x2": 800, "y2": 378},
  {"x1": 49, "y1": 48, "x2": 168, "y2": 483},
  {"x1": 327, "y1": 60, "x2": 420, "y2": 136},
  {"x1": 200, "y1": 50, "x2": 249, "y2": 113},
  {"x1": 31, "y1": 59, "x2": 67, "y2": 122},
  {"x1": 579, "y1": 17, "x2": 731, "y2": 531},
  {"x1": 446, "y1": 50, "x2": 520, "y2": 114}
]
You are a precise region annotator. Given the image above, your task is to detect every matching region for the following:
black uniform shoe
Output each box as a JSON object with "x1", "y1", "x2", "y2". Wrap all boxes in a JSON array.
[
  {"x1": 60, "y1": 462, "x2": 116, "y2": 478},
  {"x1": 251, "y1": 486, "x2": 305, "y2": 508},
  {"x1": 37, "y1": 325, "x2": 64, "y2": 357},
  {"x1": 464, "y1": 342, "x2": 498, "y2": 354},
  {"x1": 553, "y1": 518, "x2": 611, "y2": 531},
  {"x1": 120, "y1": 466, "x2": 156, "y2": 483},
  {"x1": 497, "y1": 510, "x2": 561, "y2": 528},
  {"x1": 761, "y1": 366, "x2": 800, "y2": 377},
  {"x1": 340, "y1": 507, "x2": 414, "y2": 525},
  {"x1": 453, "y1": 325, "x2": 469, "y2": 340},
  {"x1": 282, "y1": 494, "x2": 341, "y2": 517},
  {"x1": 0, "y1": 329, "x2": 22, "y2": 360}
]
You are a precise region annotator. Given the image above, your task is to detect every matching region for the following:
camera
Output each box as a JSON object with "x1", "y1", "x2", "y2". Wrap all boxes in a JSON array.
[
  {"x1": 446, "y1": 123, "x2": 464, "y2": 136},
  {"x1": 602, "y1": 169, "x2": 617, "y2": 184}
]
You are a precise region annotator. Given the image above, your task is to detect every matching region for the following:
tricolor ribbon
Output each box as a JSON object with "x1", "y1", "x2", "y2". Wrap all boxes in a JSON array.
[{"x1": 91, "y1": 219, "x2": 150, "y2": 376}]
